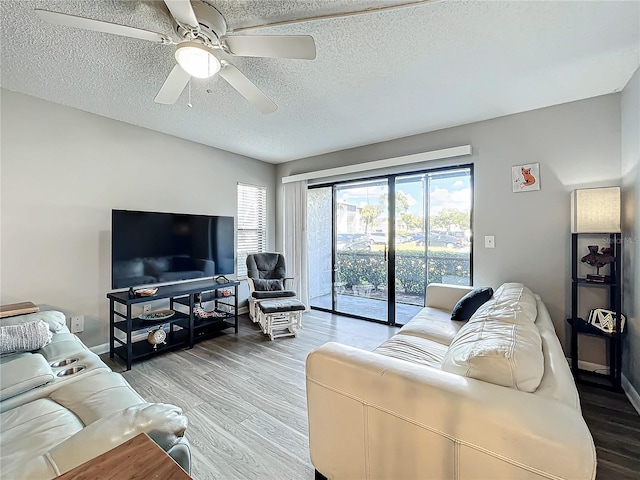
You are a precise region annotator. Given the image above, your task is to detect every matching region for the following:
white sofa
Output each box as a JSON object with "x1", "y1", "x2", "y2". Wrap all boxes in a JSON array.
[
  {"x1": 0, "y1": 310, "x2": 191, "y2": 478},
  {"x1": 306, "y1": 283, "x2": 597, "y2": 480}
]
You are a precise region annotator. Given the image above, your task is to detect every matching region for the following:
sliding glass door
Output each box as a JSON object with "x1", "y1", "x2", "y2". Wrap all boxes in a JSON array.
[
  {"x1": 394, "y1": 170, "x2": 472, "y2": 324},
  {"x1": 334, "y1": 180, "x2": 389, "y2": 322},
  {"x1": 308, "y1": 165, "x2": 472, "y2": 325}
]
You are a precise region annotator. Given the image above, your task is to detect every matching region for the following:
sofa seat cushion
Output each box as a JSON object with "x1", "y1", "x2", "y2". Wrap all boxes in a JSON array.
[
  {"x1": 375, "y1": 335, "x2": 448, "y2": 369},
  {"x1": 50, "y1": 372, "x2": 146, "y2": 425},
  {"x1": 397, "y1": 307, "x2": 465, "y2": 346},
  {"x1": 441, "y1": 313, "x2": 544, "y2": 392},
  {"x1": 0, "y1": 398, "x2": 83, "y2": 468}
]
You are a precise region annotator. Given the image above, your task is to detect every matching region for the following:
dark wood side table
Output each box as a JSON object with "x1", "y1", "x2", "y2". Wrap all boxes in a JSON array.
[{"x1": 55, "y1": 433, "x2": 191, "y2": 480}]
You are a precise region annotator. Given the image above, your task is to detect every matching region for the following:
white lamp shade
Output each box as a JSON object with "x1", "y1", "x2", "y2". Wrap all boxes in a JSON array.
[
  {"x1": 571, "y1": 186, "x2": 621, "y2": 233},
  {"x1": 174, "y1": 41, "x2": 220, "y2": 79}
]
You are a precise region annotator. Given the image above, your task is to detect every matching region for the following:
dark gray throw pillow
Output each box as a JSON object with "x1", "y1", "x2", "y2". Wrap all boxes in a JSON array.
[
  {"x1": 253, "y1": 279, "x2": 284, "y2": 291},
  {"x1": 451, "y1": 287, "x2": 494, "y2": 321}
]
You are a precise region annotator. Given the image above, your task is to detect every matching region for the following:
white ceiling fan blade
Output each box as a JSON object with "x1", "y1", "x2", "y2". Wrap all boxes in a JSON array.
[
  {"x1": 219, "y1": 62, "x2": 277, "y2": 114},
  {"x1": 164, "y1": 0, "x2": 199, "y2": 30},
  {"x1": 222, "y1": 35, "x2": 316, "y2": 60},
  {"x1": 154, "y1": 65, "x2": 191, "y2": 104},
  {"x1": 34, "y1": 9, "x2": 170, "y2": 43}
]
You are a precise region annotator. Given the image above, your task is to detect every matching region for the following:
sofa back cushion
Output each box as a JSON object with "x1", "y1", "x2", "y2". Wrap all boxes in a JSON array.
[{"x1": 440, "y1": 283, "x2": 544, "y2": 393}]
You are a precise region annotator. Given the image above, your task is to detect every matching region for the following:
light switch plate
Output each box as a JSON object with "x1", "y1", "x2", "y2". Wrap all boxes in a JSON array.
[{"x1": 485, "y1": 235, "x2": 495, "y2": 248}]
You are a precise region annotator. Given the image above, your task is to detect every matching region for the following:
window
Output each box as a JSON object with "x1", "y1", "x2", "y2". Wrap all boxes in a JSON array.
[{"x1": 237, "y1": 183, "x2": 267, "y2": 277}]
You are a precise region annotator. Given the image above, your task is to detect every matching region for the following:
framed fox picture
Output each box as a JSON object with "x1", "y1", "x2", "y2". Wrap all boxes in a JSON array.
[{"x1": 512, "y1": 163, "x2": 540, "y2": 192}]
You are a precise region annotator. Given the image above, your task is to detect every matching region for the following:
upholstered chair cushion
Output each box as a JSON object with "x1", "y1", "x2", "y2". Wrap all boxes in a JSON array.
[
  {"x1": 253, "y1": 279, "x2": 284, "y2": 291},
  {"x1": 246, "y1": 253, "x2": 287, "y2": 280}
]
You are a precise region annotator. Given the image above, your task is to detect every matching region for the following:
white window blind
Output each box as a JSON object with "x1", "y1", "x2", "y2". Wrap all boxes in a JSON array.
[{"x1": 237, "y1": 183, "x2": 267, "y2": 277}]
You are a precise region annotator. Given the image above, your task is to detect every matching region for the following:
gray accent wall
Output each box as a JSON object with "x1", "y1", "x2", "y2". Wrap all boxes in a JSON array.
[
  {"x1": 621, "y1": 67, "x2": 640, "y2": 396},
  {"x1": 276, "y1": 94, "x2": 623, "y2": 363},
  {"x1": 0, "y1": 89, "x2": 277, "y2": 348}
]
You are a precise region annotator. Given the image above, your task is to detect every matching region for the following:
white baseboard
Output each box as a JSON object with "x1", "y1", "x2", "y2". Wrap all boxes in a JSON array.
[
  {"x1": 566, "y1": 357, "x2": 640, "y2": 414},
  {"x1": 622, "y1": 374, "x2": 640, "y2": 415}
]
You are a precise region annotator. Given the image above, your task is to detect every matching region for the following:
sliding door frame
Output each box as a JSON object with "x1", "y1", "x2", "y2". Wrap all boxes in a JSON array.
[{"x1": 309, "y1": 163, "x2": 474, "y2": 326}]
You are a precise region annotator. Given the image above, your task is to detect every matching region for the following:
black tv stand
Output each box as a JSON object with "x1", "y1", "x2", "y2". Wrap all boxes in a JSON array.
[{"x1": 107, "y1": 279, "x2": 239, "y2": 370}]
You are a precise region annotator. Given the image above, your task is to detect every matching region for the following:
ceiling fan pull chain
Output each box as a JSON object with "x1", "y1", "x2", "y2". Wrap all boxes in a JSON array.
[{"x1": 187, "y1": 78, "x2": 192, "y2": 108}]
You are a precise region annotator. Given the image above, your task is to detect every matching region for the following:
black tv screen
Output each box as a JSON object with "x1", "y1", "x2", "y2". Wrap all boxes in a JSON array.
[{"x1": 111, "y1": 209, "x2": 234, "y2": 289}]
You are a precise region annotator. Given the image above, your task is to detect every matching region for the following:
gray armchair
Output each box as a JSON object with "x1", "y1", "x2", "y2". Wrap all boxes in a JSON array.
[{"x1": 246, "y1": 253, "x2": 297, "y2": 321}]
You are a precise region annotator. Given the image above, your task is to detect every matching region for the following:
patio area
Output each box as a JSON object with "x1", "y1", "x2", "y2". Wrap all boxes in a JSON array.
[{"x1": 311, "y1": 292, "x2": 424, "y2": 324}]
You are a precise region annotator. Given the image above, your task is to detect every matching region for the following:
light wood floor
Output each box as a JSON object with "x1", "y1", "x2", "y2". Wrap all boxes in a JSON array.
[{"x1": 102, "y1": 311, "x2": 640, "y2": 480}]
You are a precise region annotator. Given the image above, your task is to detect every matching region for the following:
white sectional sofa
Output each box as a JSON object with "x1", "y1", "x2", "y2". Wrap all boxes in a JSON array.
[
  {"x1": 306, "y1": 283, "x2": 596, "y2": 480},
  {"x1": 0, "y1": 310, "x2": 190, "y2": 479}
]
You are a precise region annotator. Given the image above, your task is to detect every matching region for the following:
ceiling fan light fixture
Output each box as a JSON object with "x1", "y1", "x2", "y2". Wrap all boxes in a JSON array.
[{"x1": 175, "y1": 41, "x2": 220, "y2": 79}]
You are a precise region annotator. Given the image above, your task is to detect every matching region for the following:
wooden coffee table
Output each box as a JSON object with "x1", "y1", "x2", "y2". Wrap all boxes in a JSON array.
[{"x1": 56, "y1": 433, "x2": 191, "y2": 479}]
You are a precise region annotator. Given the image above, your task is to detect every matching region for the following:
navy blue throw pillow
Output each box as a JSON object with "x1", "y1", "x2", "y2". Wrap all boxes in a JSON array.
[{"x1": 451, "y1": 287, "x2": 494, "y2": 321}]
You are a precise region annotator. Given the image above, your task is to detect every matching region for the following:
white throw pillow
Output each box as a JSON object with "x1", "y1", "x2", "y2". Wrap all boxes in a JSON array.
[{"x1": 0, "y1": 320, "x2": 53, "y2": 354}]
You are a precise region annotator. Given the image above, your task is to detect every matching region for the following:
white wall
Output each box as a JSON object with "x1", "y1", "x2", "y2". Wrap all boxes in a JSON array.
[
  {"x1": 276, "y1": 94, "x2": 622, "y2": 360},
  {"x1": 621, "y1": 67, "x2": 640, "y2": 394},
  {"x1": 0, "y1": 89, "x2": 276, "y2": 348}
]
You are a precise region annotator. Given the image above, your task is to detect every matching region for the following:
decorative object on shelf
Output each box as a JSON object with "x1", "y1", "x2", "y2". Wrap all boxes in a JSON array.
[
  {"x1": 512, "y1": 163, "x2": 540, "y2": 192},
  {"x1": 147, "y1": 326, "x2": 167, "y2": 349},
  {"x1": 580, "y1": 245, "x2": 615, "y2": 282},
  {"x1": 571, "y1": 186, "x2": 621, "y2": 233},
  {"x1": 139, "y1": 309, "x2": 175, "y2": 321},
  {"x1": 193, "y1": 306, "x2": 223, "y2": 319},
  {"x1": 587, "y1": 308, "x2": 626, "y2": 334},
  {"x1": 134, "y1": 287, "x2": 158, "y2": 297}
]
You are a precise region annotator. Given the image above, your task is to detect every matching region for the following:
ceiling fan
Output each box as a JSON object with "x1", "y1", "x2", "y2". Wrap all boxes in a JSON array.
[{"x1": 34, "y1": 0, "x2": 317, "y2": 114}]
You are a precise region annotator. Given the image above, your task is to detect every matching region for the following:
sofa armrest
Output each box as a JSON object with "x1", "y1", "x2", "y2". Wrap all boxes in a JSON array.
[
  {"x1": 306, "y1": 342, "x2": 596, "y2": 480},
  {"x1": 46, "y1": 403, "x2": 189, "y2": 476},
  {"x1": 425, "y1": 283, "x2": 474, "y2": 310},
  {"x1": 0, "y1": 354, "x2": 54, "y2": 401}
]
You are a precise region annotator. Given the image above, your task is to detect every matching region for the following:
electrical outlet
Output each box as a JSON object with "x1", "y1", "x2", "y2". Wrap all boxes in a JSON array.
[
  {"x1": 70, "y1": 315, "x2": 84, "y2": 333},
  {"x1": 143, "y1": 305, "x2": 151, "y2": 313}
]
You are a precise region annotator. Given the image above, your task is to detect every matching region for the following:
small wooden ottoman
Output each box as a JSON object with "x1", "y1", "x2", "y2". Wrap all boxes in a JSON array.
[{"x1": 257, "y1": 299, "x2": 305, "y2": 340}]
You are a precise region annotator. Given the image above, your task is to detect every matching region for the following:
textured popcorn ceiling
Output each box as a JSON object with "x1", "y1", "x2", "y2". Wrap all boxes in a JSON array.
[{"x1": 1, "y1": 1, "x2": 639, "y2": 163}]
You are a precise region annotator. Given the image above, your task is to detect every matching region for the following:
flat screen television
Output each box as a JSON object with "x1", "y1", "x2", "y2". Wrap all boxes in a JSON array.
[{"x1": 111, "y1": 209, "x2": 234, "y2": 290}]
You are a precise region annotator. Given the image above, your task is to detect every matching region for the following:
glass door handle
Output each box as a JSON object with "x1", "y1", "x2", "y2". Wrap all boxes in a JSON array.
[{"x1": 384, "y1": 244, "x2": 388, "y2": 262}]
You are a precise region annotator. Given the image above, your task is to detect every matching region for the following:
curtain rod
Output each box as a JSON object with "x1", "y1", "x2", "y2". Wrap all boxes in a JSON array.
[{"x1": 281, "y1": 145, "x2": 472, "y2": 184}]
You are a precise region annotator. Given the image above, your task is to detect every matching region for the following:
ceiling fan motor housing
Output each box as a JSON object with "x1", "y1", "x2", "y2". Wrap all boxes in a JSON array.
[{"x1": 175, "y1": 0, "x2": 227, "y2": 43}]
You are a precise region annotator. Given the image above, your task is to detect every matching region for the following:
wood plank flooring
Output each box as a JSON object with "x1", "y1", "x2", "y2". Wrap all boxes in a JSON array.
[{"x1": 102, "y1": 310, "x2": 640, "y2": 480}]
